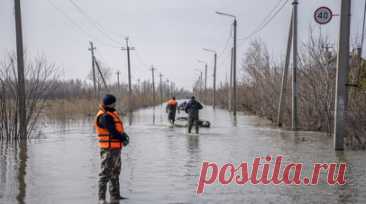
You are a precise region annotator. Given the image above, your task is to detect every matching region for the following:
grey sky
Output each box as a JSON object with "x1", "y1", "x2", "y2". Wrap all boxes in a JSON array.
[{"x1": 1, "y1": 0, "x2": 365, "y2": 90}]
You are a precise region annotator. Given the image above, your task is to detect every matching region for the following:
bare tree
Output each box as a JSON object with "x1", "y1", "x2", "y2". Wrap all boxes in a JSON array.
[{"x1": 0, "y1": 55, "x2": 58, "y2": 140}]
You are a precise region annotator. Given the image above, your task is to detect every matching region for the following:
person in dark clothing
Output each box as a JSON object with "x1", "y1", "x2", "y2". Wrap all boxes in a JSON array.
[
  {"x1": 95, "y1": 94, "x2": 129, "y2": 204},
  {"x1": 178, "y1": 101, "x2": 187, "y2": 111},
  {"x1": 166, "y1": 97, "x2": 178, "y2": 125},
  {"x1": 184, "y1": 96, "x2": 203, "y2": 134}
]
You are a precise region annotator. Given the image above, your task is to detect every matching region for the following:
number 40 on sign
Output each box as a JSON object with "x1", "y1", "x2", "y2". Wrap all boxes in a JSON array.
[{"x1": 314, "y1": 7, "x2": 333, "y2": 25}]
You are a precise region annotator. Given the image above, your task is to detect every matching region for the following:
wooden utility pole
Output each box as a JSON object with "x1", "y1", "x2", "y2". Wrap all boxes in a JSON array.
[
  {"x1": 233, "y1": 18, "x2": 237, "y2": 117},
  {"x1": 204, "y1": 64, "x2": 208, "y2": 92},
  {"x1": 277, "y1": 11, "x2": 293, "y2": 127},
  {"x1": 159, "y1": 73, "x2": 163, "y2": 104},
  {"x1": 334, "y1": 0, "x2": 351, "y2": 151},
  {"x1": 200, "y1": 71, "x2": 203, "y2": 94},
  {"x1": 94, "y1": 58, "x2": 108, "y2": 89},
  {"x1": 171, "y1": 81, "x2": 175, "y2": 97},
  {"x1": 88, "y1": 41, "x2": 97, "y2": 99},
  {"x1": 137, "y1": 78, "x2": 141, "y2": 94},
  {"x1": 292, "y1": 0, "x2": 298, "y2": 130},
  {"x1": 151, "y1": 66, "x2": 156, "y2": 105},
  {"x1": 116, "y1": 71, "x2": 120, "y2": 89},
  {"x1": 121, "y1": 38, "x2": 135, "y2": 112},
  {"x1": 14, "y1": 0, "x2": 27, "y2": 139},
  {"x1": 166, "y1": 79, "x2": 170, "y2": 97}
]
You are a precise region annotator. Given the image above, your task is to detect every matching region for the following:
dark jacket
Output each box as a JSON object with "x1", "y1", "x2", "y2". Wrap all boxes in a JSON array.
[
  {"x1": 184, "y1": 99, "x2": 203, "y2": 119},
  {"x1": 97, "y1": 107, "x2": 129, "y2": 145}
]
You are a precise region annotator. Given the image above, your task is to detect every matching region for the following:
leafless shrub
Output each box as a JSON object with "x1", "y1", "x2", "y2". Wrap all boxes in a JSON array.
[
  {"x1": 209, "y1": 31, "x2": 366, "y2": 149},
  {"x1": 0, "y1": 55, "x2": 58, "y2": 140}
]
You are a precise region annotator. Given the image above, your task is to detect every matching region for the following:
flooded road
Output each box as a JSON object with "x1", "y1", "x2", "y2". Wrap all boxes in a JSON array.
[{"x1": 1, "y1": 105, "x2": 366, "y2": 204}]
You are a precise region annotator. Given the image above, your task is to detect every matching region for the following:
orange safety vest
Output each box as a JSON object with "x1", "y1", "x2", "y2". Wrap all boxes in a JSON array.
[
  {"x1": 167, "y1": 99, "x2": 177, "y2": 107},
  {"x1": 95, "y1": 107, "x2": 125, "y2": 149}
]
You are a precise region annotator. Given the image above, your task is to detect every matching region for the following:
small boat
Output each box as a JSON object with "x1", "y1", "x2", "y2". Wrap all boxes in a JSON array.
[{"x1": 175, "y1": 116, "x2": 211, "y2": 128}]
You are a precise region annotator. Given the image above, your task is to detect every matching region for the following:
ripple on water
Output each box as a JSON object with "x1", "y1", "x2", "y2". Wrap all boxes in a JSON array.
[{"x1": 0, "y1": 106, "x2": 366, "y2": 204}]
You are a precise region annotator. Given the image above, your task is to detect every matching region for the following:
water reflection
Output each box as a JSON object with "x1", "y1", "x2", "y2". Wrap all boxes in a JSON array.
[
  {"x1": 232, "y1": 114, "x2": 237, "y2": 127},
  {"x1": 152, "y1": 107, "x2": 156, "y2": 125},
  {"x1": 335, "y1": 151, "x2": 354, "y2": 204},
  {"x1": 128, "y1": 111, "x2": 134, "y2": 126},
  {"x1": 186, "y1": 135, "x2": 199, "y2": 153},
  {"x1": 1, "y1": 106, "x2": 366, "y2": 204},
  {"x1": 0, "y1": 141, "x2": 9, "y2": 202},
  {"x1": 16, "y1": 141, "x2": 27, "y2": 204}
]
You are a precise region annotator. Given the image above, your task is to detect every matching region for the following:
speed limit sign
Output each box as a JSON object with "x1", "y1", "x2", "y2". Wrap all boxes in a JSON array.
[{"x1": 314, "y1": 7, "x2": 333, "y2": 25}]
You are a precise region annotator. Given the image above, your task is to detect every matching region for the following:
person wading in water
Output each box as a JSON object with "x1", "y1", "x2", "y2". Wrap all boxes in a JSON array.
[
  {"x1": 166, "y1": 97, "x2": 178, "y2": 126},
  {"x1": 185, "y1": 96, "x2": 203, "y2": 134},
  {"x1": 95, "y1": 94, "x2": 129, "y2": 204}
]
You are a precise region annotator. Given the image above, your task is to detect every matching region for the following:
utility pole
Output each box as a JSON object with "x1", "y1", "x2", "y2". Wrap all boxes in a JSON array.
[
  {"x1": 88, "y1": 42, "x2": 97, "y2": 99},
  {"x1": 233, "y1": 18, "x2": 237, "y2": 117},
  {"x1": 121, "y1": 37, "x2": 135, "y2": 112},
  {"x1": 171, "y1": 81, "x2": 175, "y2": 97},
  {"x1": 229, "y1": 47, "x2": 234, "y2": 111},
  {"x1": 137, "y1": 78, "x2": 141, "y2": 94},
  {"x1": 200, "y1": 71, "x2": 203, "y2": 94},
  {"x1": 94, "y1": 59, "x2": 108, "y2": 89},
  {"x1": 198, "y1": 59, "x2": 208, "y2": 102},
  {"x1": 204, "y1": 64, "x2": 208, "y2": 92},
  {"x1": 116, "y1": 71, "x2": 120, "y2": 89},
  {"x1": 213, "y1": 52, "x2": 217, "y2": 109},
  {"x1": 159, "y1": 73, "x2": 163, "y2": 104},
  {"x1": 334, "y1": 0, "x2": 351, "y2": 151},
  {"x1": 216, "y1": 11, "x2": 237, "y2": 116},
  {"x1": 14, "y1": 0, "x2": 26, "y2": 139},
  {"x1": 151, "y1": 66, "x2": 156, "y2": 105},
  {"x1": 277, "y1": 11, "x2": 293, "y2": 127},
  {"x1": 292, "y1": 0, "x2": 298, "y2": 130},
  {"x1": 202, "y1": 49, "x2": 217, "y2": 108},
  {"x1": 166, "y1": 79, "x2": 170, "y2": 97}
]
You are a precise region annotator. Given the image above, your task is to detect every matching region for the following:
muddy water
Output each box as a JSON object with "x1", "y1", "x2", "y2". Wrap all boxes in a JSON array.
[{"x1": 1, "y1": 105, "x2": 366, "y2": 204}]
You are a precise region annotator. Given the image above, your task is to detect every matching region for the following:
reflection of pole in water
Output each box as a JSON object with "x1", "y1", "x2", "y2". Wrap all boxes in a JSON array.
[
  {"x1": 16, "y1": 142, "x2": 27, "y2": 204},
  {"x1": 335, "y1": 151, "x2": 353, "y2": 203},
  {"x1": 232, "y1": 114, "x2": 237, "y2": 127},
  {"x1": 152, "y1": 107, "x2": 156, "y2": 125},
  {"x1": 0, "y1": 141, "x2": 9, "y2": 186},
  {"x1": 128, "y1": 112, "x2": 133, "y2": 126}
]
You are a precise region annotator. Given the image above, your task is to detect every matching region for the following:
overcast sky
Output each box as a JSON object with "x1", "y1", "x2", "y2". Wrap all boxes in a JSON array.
[{"x1": 1, "y1": 0, "x2": 365, "y2": 90}]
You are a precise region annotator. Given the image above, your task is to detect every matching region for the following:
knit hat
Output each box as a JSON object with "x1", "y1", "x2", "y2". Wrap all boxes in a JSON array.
[{"x1": 103, "y1": 94, "x2": 116, "y2": 106}]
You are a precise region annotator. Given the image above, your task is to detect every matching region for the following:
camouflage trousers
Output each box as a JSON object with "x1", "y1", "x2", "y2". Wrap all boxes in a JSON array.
[{"x1": 98, "y1": 148, "x2": 121, "y2": 200}]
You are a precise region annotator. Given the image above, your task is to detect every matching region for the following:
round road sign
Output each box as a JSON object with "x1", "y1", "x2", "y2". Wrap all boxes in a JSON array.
[{"x1": 314, "y1": 7, "x2": 333, "y2": 25}]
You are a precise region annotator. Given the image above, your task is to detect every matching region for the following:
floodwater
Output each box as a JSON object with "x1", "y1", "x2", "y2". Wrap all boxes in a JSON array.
[{"x1": 1, "y1": 104, "x2": 366, "y2": 204}]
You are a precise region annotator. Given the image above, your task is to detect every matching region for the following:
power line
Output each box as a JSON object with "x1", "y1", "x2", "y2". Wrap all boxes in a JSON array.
[
  {"x1": 250, "y1": 0, "x2": 286, "y2": 35},
  {"x1": 216, "y1": 1, "x2": 289, "y2": 76},
  {"x1": 47, "y1": 0, "x2": 118, "y2": 48},
  {"x1": 68, "y1": 0, "x2": 122, "y2": 44},
  {"x1": 218, "y1": 25, "x2": 233, "y2": 58},
  {"x1": 134, "y1": 49, "x2": 150, "y2": 67},
  {"x1": 238, "y1": 0, "x2": 290, "y2": 46}
]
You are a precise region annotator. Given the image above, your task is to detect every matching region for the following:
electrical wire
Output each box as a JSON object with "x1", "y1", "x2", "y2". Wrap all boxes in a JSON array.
[
  {"x1": 68, "y1": 0, "x2": 123, "y2": 45},
  {"x1": 47, "y1": 0, "x2": 119, "y2": 48},
  {"x1": 218, "y1": 26, "x2": 233, "y2": 58},
  {"x1": 134, "y1": 49, "x2": 150, "y2": 68},
  {"x1": 238, "y1": 0, "x2": 290, "y2": 47}
]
